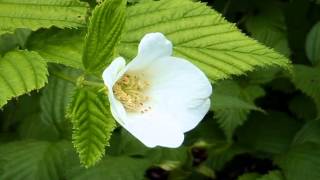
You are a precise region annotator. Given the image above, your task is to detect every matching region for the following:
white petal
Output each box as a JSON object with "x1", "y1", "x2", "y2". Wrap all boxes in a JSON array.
[
  {"x1": 143, "y1": 56, "x2": 212, "y2": 132},
  {"x1": 127, "y1": 32, "x2": 173, "y2": 72},
  {"x1": 102, "y1": 57, "x2": 126, "y2": 89},
  {"x1": 123, "y1": 106, "x2": 184, "y2": 148},
  {"x1": 102, "y1": 57, "x2": 127, "y2": 126}
]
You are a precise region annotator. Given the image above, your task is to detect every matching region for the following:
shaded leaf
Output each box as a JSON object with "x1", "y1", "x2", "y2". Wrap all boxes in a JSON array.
[
  {"x1": 306, "y1": 22, "x2": 320, "y2": 65},
  {"x1": 0, "y1": 141, "x2": 69, "y2": 180},
  {"x1": 275, "y1": 143, "x2": 320, "y2": 180},
  {"x1": 28, "y1": 29, "x2": 85, "y2": 69},
  {"x1": 211, "y1": 81, "x2": 265, "y2": 140},
  {"x1": 66, "y1": 156, "x2": 151, "y2": 180},
  {"x1": 237, "y1": 112, "x2": 302, "y2": 154}
]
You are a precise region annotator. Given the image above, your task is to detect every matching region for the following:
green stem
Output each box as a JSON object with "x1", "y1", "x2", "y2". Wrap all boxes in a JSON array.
[
  {"x1": 83, "y1": 80, "x2": 105, "y2": 88},
  {"x1": 51, "y1": 71, "x2": 76, "y2": 85},
  {"x1": 222, "y1": 0, "x2": 231, "y2": 15},
  {"x1": 51, "y1": 71, "x2": 105, "y2": 88}
]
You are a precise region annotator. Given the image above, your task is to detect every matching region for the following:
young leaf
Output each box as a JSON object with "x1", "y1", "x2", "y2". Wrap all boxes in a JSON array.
[
  {"x1": 0, "y1": 0, "x2": 88, "y2": 35},
  {"x1": 68, "y1": 87, "x2": 116, "y2": 168},
  {"x1": 119, "y1": 0, "x2": 291, "y2": 82},
  {"x1": 306, "y1": 22, "x2": 320, "y2": 65},
  {"x1": 0, "y1": 50, "x2": 48, "y2": 108},
  {"x1": 82, "y1": 0, "x2": 126, "y2": 73},
  {"x1": 0, "y1": 141, "x2": 69, "y2": 180},
  {"x1": 28, "y1": 29, "x2": 85, "y2": 70}
]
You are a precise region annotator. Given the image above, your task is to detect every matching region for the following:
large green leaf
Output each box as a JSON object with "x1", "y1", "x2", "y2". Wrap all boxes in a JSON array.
[
  {"x1": 40, "y1": 67, "x2": 78, "y2": 138},
  {"x1": 237, "y1": 112, "x2": 302, "y2": 154},
  {"x1": 66, "y1": 156, "x2": 151, "y2": 180},
  {"x1": 108, "y1": 129, "x2": 148, "y2": 156},
  {"x1": 291, "y1": 65, "x2": 320, "y2": 117},
  {"x1": 68, "y1": 87, "x2": 116, "y2": 167},
  {"x1": 119, "y1": 0, "x2": 291, "y2": 82},
  {"x1": 289, "y1": 94, "x2": 317, "y2": 121},
  {"x1": 257, "y1": 171, "x2": 284, "y2": 180},
  {"x1": 238, "y1": 173, "x2": 261, "y2": 180},
  {"x1": 28, "y1": 29, "x2": 85, "y2": 69},
  {"x1": 0, "y1": 0, "x2": 88, "y2": 35},
  {"x1": 293, "y1": 119, "x2": 320, "y2": 145},
  {"x1": 82, "y1": 0, "x2": 126, "y2": 73},
  {"x1": 0, "y1": 28, "x2": 31, "y2": 55},
  {"x1": 0, "y1": 141, "x2": 69, "y2": 180},
  {"x1": 0, "y1": 50, "x2": 48, "y2": 108},
  {"x1": 211, "y1": 81, "x2": 265, "y2": 140},
  {"x1": 275, "y1": 143, "x2": 320, "y2": 180},
  {"x1": 238, "y1": 171, "x2": 284, "y2": 180},
  {"x1": 306, "y1": 22, "x2": 320, "y2": 65}
]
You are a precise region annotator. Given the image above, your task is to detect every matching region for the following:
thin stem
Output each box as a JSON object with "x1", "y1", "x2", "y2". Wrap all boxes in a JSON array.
[
  {"x1": 83, "y1": 80, "x2": 105, "y2": 88},
  {"x1": 222, "y1": 0, "x2": 231, "y2": 16},
  {"x1": 237, "y1": 14, "x2": 249, "y2": 26},
  {"x1": 51, "y1": 71, "x2": 76, "y2": 85},
  {"x1": 51, "y1": 71, "x2": 105, "y2": 88}
]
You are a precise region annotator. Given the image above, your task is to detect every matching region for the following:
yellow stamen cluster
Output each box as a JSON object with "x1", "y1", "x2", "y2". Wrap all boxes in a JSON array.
[{"x1": 113, "y1": 74, "x2": 150, "y2": 112}]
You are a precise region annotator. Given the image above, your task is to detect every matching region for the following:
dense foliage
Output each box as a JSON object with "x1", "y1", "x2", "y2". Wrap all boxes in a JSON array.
[{"x1": 0, "y1": 0, "x2": 319, "y2": 179}]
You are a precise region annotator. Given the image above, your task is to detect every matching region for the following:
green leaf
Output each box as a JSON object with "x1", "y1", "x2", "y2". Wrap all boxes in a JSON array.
[
  {"x1": 291, "y1": 65, "x2": 320, "y2": 117},
  {"x1": 246, "y1": 67, "x2": 281, "y2": 85},
  {"x1": 275, "y1": 143, "x2": 320, "y2": 180},
  {"x1": 207, "y1": 145, "x2": 249, "y2": 171},
  {"x1": 68, "y1": 87, "x2": 116, "y2": 167},
  {"x1": 245, "y1": 5, "x2": 290, "y2": 56},
  {"x1": 66, "y1": 156, "x2": 151, "y2": 180},
  {"x1": 238, "y1": 173, "x2": 261, "y2": 180},
  {"x1": 0, "y1": 141, "x2": 69, "y2": 180},
  {"x1": 0, "y1": 0, "x2": 88, "y2": 35},
  {"x1": 289, "y1": 94, "x2": 317, "y2": 121},
  {"x1": 237, "y1": 112, "x2": 302, "y2": 154},
  {"x1": 239, "y1": 171, "x2": 284, "y2": 180},
  {"x1": 82, "y1": 0, "x2": 126, "y2": 73},
  {"x1": 40, "y1": 67, "x2": 78, "y2": 138},
  {"x1": 306, "y1": 22, "x2": 320, "y2": 65},
  {"x1": 119, "y1": 0, "x2": 291, "y2": 82},
  {"x1": 0, "y1": 50, "x2": 48, "y2": 108},
  {"x1": 108, "y1": 129, "x2": 148, "y2": 156},
  {"x1": 256, "y1": 171, "x2": 284, "y2": 180},
  {"x1": 293, "y1": 119, "x2": 320, "y2": 145},
  {"x1": 28, "y1": 29, "x2": 85, "y2": 69},
  {"x1": 211, "y1": 81, "x2": 265, "y2": 140},
  {"x1": 0, "y1": 28, "x2": 31, "y2": 55},
  {"x1": 146, "y1": 146, "x2": 189, "y2": 164}
]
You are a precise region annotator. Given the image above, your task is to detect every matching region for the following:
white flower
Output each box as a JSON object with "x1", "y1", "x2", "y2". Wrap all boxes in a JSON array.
[{"x1": 102, "y1": 32, "x2": 212, "y2": 148}]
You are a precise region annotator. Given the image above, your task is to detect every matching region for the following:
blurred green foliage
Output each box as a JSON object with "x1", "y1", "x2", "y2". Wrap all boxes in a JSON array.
[{"x1": 0, "y1": 0, "x2": 320, "y2": 180}]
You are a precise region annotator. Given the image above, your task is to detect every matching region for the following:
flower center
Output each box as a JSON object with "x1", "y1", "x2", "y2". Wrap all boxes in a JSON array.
[{"x1": 113, "y1": 73, "x2": 151, "y2": 113}]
